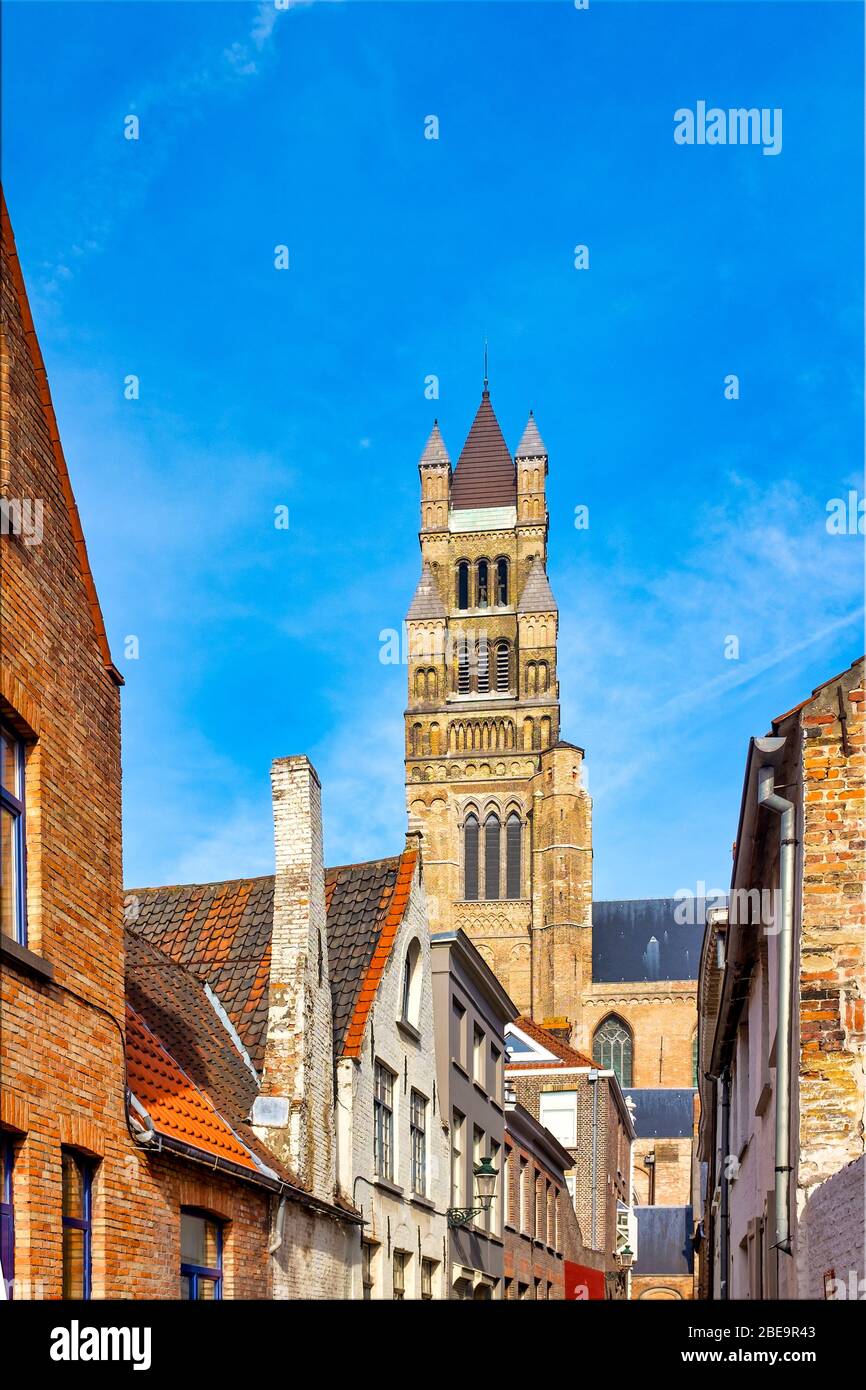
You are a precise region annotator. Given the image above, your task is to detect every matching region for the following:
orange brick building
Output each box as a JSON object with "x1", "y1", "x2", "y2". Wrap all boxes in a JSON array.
[{"x1": 0, "y1": 195, "x2": 357, "y2": 1300}]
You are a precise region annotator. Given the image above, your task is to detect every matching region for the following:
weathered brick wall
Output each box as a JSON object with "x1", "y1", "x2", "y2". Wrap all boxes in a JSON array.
[
  {"x1": 796, "y1": 667, "x2": 865, "y2": 1190},
  {"x1": 256, "y1": 757, "x2": 336, "y2": 1202},
  {"x1": 798, "y1": 1155, "x2": 865, "y2": 1299}
]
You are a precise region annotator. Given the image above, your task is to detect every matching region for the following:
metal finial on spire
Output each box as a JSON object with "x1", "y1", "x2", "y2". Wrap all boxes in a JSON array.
[{"x1": 483, "y1": 338, "x2": 489, "y2": 395}]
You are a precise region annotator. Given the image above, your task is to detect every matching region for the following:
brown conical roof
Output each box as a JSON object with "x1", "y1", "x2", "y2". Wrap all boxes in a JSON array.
[{"x1": 450, "y1": 391, "x2": 516, "y2": 509}]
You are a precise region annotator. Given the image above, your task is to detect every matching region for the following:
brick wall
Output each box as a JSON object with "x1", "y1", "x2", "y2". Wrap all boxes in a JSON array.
[{"x1": 798, "y1": 1155, "x2": 865, "y2": 1300}]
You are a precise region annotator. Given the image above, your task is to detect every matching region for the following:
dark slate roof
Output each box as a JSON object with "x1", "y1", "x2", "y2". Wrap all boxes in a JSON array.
[
  {"x1": 634, "y1": 1206, "x2": 694, "y2": 1276},
  {"x1": 124, "y1": 928, "x2": 295, "y2": 1182},
  {"x1": 450, "y1": 391, "x2": 517, "y2": 509},
  {"x1": 325, "y1": 855, "x2": 402, "y2": 1052},
  {"x1": 591, "y1": 899, "x2": 705, "y2": 983},
  {"x1": 127, "y1": 877, "x2": 275, "y2": 1073},
  {"x1": 623, "y1": 1089, "x2": 696, "y2": 1139}
]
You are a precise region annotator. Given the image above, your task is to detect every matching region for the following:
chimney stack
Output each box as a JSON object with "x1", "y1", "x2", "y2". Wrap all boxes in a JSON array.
[{"x1": 251, "y1": 756, "x2": 335, "y2": 1201}]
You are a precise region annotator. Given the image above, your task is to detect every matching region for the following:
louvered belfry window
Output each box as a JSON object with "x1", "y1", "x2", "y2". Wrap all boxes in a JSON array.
[
  {"x1": 506, "y1": 813, "x2": 522, "y2": 899},
  {"x1": 476, "y1": 638, "x2": 490, "y2": 693},
  {"x1": 464, "y1": 815, "x2": 479, "y2": 900},
  {"x1": 484, "y1": 814, "x2": 501, "y2": 900},
  {"x1": 457, "y1": 639, "x2": 471, "y2": 693},
  {"x1": 495, "y1": 641, "x2": 510, "y2": 692}
]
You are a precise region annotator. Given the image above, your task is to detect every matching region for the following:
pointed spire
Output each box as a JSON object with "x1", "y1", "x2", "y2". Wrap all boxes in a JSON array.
[
  {"x1": 419, "y1": 420, "x2": 451, "y2": 469},
  {"x1": 406, "y1": 563, "x2": 447, "y2": 620},
  {"x1": 515, "y1": 410, "x2": 548, "y2": 459},
  {"x1": 517, "y1": 555, "x2": 558, "y2": 614},
  {"x1": 451, "y1": 392, "x2": 516, "y2": 509}
]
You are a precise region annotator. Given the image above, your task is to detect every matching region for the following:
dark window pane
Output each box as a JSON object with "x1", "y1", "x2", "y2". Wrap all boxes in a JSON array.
[
  {"x1": 477, "y1": 560, "x2": 489, "y2": 608},
  {"x1": 496, "y1": 559, "x2": 508, "y2": 606},
  {"x1": 506, "y1": 816, "x2": 521, "y2": 899},
  {"x1": 484, "y1": 816, "x2": 501, "y2": 901},
  {"x1": 464, "y1": 817, "x2": 479, "y2": 900},
  {"x1": 457, "y1": 563, "x2": 469, "y2": 610}
]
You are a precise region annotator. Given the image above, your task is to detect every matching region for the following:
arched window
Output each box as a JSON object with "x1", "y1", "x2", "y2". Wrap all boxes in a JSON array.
[
  {"x1": 538, "y1": 661, "x2": 549, "y2": 693},
  {"x1": 412, "y1": 722, "x2": 422, "y2": 756},
  {"x1": 506, "y1": 813, "x2": 521, "y2": 899},
  {"x1": 692, "y1": 1031, "x2": 698, "y2": 1088},
  {"x1": 457, "y1": 561, "x2": 470, "y2": 611},
  {"x1": 476, "y1": 559, "x2": 489, "y2": 609},
  {"x1": 476, "y1": 638, "x2": 490, "y2": 693},
  {"x1": 526, "y1": 662, "x2": 537, "y2": 696},
  {"x1": 495, "y1": 641, "x2": 510, "y2": 692},
  {"x1": 415, "y1": 669, "x2": 426, "y2": 700},
  {"x1": 464, "y1": 815, "x2": 479, "y2": 901},
  {"x1": 496, "y1": 557, "x2": 509, "y2": 606},
  {"x1": 484, "y1": 814, "x2": 501, "y2": 900},
  {"x1": 532, "y1": 721, "x2": 542, "y2": 751},
  {"x1": 592, "y1": 1017, "x2": 633, "y2": 1088},
  {"x1": 457, "y1": 639, "x2": 471, "y2": 693},
  {"x1": 401, "y1": 938, "x2": 422, "y2": 1027}
]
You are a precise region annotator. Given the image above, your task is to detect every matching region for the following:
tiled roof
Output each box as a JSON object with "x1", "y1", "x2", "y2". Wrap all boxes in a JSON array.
[
  {"x1": 514, "y1": 412, "x2": 548, "y2": 458},
  {"x1": 419, "y1": 421, "x2": 451, "y2": 469},
  {"x1": 128, "y1": 876, "x2": 275, "y2": 1073},
  {"x1": 517, "y1": 555, "x2": 557, "y2": 613},
  {"x1": 126, "y1": 1004, "x2": 262, "y2": 1174},
  {"x1": 506, "y1": 1015, "x2": 595, "y2": 1070},
  {"x1": 128, "y1": 845, "x2": 418, "y2": 1077},
  {"x1": 326, "y1": 847, "x2": 417, "y2": 1058},
  {"x1": 450, "y1": 391, "x2": 517, "y2": 509},
  {"x1": 406, "y1": 563, "x2": 447, "y2": 620},
  {"x1": 125, "y1": 929, "x2": 291, "y2": 1182}
]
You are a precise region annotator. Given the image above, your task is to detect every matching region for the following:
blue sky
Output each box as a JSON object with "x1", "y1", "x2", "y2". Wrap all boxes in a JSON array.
[{"x1": 3, "y1": 0, "x2": 863, "y2": 897}]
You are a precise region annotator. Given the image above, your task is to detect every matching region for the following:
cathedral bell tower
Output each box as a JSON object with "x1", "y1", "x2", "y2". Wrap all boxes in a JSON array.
[{"x1": 404, "y1": 385, "x2": 593, "y2": 1026}]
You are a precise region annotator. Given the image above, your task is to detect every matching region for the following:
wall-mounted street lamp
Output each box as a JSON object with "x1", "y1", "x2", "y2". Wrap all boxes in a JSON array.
[
  {"x1": 616, "y1": 1244, "x2": 635, "y2": 1271},
  {"x1": 447, "y1": 1157, "x2": 499, "y2": 1229}
]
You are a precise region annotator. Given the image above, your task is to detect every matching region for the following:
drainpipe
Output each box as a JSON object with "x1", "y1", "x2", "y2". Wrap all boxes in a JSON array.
[
  {"x1": 588, "y1": 1069, "x2": 599, "y2": 1249},
  {"x1": 757, "y1": 764, "x2": 796, "y2": 1255},
  {"x1": 719, "y1": 1069, "x2": 730, "y2": 1299}
]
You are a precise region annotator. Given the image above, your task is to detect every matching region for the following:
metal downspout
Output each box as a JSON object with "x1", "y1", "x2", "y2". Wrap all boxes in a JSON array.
[
  {"x1": 719, "y1": 1069, "x2": 730, "y2": 1299},
  {"x1": 757, "y1": 763, "x2": 796, "y2": 1256}
]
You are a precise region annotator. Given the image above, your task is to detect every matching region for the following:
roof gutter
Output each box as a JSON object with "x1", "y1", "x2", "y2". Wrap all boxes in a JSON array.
[{"x1": 129, "y1": 1109, "x2": 362, "y2": 1225}]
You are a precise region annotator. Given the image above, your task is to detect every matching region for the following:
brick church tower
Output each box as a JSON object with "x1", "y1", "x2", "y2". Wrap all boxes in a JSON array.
[{"x1": 404, "y1": 385, "x2": 593, "y2": 1024}]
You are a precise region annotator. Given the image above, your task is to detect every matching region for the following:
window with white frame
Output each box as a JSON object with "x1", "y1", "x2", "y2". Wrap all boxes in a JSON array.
[
  {"x1": 540, "y1": 1090, "x2": 577, "y2": 1149},
  {"x1": 410, "y1": 1090, "x2": 427, "y2": 1195},
  {"x1": 373, "y1": 1062, "x2": 395, "y2": 1181},
  {"x1": 473, "y1": 1024, "x2": 486, "y2": 1088},
  {"x1": 451, "y1": 1110, "x2": 464, "y2": 1207}
]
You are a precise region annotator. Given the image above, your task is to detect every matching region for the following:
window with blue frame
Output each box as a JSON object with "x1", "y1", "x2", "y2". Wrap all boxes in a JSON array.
[
  {"x1": 180, "y1": 1209, "x2": 223, "y2": 1299},
  {"x1": 1, "y1": 1133, "x2": 15, "y2": 1298},
  {"x1": 62, "y1": 1149, "x2": 93, "y2": 1299},
  {"x1": 0, "y1": 723, "x2": 27, "y2": 945}
]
